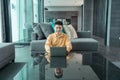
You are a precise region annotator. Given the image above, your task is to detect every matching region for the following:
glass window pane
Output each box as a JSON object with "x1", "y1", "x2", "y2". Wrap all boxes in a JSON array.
[
  {"x1": 10, "y1": 0, "x2": 27, "y2": 43},
  {"x1": 10, "y1": 0, "x2": 33, "y2": 44},
  {"x1": 10, "y1": 0, "x2": 19, "y2": 42},
  {"x1": 33, "y1": 0, "x2": 39, "y2": 23}
]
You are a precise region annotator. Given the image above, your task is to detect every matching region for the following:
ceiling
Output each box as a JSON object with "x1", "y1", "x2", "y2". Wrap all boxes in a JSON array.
[{"x1": 44, "y1": 0, "x2": 83, "y2": 7}]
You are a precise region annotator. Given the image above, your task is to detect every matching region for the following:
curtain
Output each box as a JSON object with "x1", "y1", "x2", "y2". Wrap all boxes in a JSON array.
[
  {"x1": 0, "y1": 0, "x2": 6, "y2": 42},
  {"x1": 1, "y1": 0, "x2": 12, "y2": 42}
]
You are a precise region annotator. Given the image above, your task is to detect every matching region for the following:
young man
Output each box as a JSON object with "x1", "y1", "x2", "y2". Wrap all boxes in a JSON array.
[{"x1": 45, "y1": 21, "x2": 72, "y2": 78}]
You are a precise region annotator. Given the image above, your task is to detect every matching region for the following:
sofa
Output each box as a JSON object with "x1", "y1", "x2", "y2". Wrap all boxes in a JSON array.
[
  {"x1": 0, "y1": 43, "x2": 15, "y2": 69},
  {"x1": 30, "y1": 23, "x2": 98, "y2": 58}
]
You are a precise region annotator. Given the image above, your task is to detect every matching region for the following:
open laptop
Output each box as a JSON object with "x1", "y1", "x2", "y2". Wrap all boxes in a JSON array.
[{"x1": 50, "y1": 47, "x2": 67, "y2": 57}]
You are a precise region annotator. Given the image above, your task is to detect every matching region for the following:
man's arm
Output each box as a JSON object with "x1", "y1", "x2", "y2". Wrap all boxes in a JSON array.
[
  {"x1": 65, "y1": 35, "x2": 72, "y2": 53},
  {"x1": 45, "y1": 35, "x2": 52, "y2": 53}
]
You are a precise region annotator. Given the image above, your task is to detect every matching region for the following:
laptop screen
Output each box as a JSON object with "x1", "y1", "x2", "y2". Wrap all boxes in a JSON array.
[{"x1": 50, "y1": 47, "x2": 67, "y2": 57}]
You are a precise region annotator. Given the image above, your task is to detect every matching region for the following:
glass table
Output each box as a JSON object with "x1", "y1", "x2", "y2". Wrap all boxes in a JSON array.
[
  {"x1": 39, "y1": 52, "x2": 120, "y2": 80},
  {"x1": 0, "y1": 63, "x2": 27, "y2": 80}
]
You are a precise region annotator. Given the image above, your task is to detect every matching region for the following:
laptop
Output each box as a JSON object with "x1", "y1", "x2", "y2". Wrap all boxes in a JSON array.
[{"x1": 50, "y1": 47, "x2": 67, "y2": 57}]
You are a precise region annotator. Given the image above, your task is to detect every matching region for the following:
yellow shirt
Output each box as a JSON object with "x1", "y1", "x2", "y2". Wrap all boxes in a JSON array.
[{"x1": 45, "y1": 32, "x2": 72, "y2": 53}]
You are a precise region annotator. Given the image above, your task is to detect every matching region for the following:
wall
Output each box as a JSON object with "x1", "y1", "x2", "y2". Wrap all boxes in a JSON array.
[
  {"x1": 45, "y1": 11, "x2": 78, "y2": 19},
  {"x1": 83, "y1": 0, "x2": 93, "y2": 32},
  {"x1": 109, "y1": 0, "x2": 120, "y2": 47},
  {"x1": 44, "y1": 6, "x2": 83, "y2": 31},
  {"x1": 93, "y1": 0, "x2": 107, "y2": 38},
  {"x1": 93, "y1": 0, "x2": 120, "y2": 47},
  {"x1": 45, "y1": 11, "x2": 78, "y2": 31},
  {"x1": 77, "y1": 6, "x2": 83, "y2": 31}
]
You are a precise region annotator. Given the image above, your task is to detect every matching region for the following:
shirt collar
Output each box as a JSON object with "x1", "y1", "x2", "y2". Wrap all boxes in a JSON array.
[{"x1": 54, "y1": 32, "x2": 64, "y2": 38}]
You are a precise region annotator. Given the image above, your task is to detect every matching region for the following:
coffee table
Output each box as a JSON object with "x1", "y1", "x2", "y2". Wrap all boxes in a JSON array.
[{"x1": 39, "y1": 52, "x2": 120, "y2": 80}]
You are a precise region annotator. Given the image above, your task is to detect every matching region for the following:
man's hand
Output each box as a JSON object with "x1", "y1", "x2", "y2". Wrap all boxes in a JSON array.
[{"x1": 66, "y1": 52, "x2": 69, "y2": 56}]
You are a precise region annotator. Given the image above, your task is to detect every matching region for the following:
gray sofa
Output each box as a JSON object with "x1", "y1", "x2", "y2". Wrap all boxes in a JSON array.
[
  {"x1": 0, "y1": 43, "x2": 15, "y2": 69},
  {"x1": 30, "y1": 31, "x2": 98, "y2": 58}
]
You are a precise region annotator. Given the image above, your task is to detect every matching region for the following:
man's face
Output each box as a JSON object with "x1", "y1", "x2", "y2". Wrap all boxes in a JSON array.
[{"x1": 54, "y1": 25, "x2": 62, "y2": 33}]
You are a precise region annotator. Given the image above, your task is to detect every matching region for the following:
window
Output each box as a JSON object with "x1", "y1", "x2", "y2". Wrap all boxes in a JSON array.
[
  {"x1": 33, "y1": 0, "x2": 39, "y2": 23},
  {"x1": 10, "y1": 0, "x2": 43, "y2": 44},
  {"x1": 10, "y1": 0, "x2": 19, "y2": 42},
  {"x1": 10, "y1": 0, "x2": 26, "y2": 43}
]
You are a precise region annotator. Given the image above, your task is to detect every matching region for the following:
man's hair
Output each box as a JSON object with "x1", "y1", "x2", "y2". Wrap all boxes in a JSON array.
[{"x1": 55, "y1": 21, "x2": 63, "y2": 26}]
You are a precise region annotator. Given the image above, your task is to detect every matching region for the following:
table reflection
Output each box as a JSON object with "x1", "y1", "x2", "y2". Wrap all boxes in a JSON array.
[{"x1": 39, "y1": 52, "x2": 120, "y2": 80}]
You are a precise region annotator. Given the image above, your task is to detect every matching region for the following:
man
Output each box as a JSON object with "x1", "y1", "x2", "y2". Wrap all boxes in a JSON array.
[{"x1": 45, "y1": 21, "x2": 72, "y2": 78}]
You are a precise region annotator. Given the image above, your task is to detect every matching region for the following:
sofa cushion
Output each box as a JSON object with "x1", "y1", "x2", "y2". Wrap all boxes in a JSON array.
[
  {"x1": 40, "y1": 22, "x2": 54, "y2": 38},
  {"x1": 68, "y1": 24, "x2": 78, "y2": 38},
  {"x1": 33, "y1": 23, "x2": 45, "y2": 39},
  {"x1": 71, "y1": 38, "x2": 98, "y2": 51},
  {"x1": 0, "y1": 43, "x2": 15, "y2": 69},
  {"x1": 77, "y1": 31, "x2": 91, "y2": 38},
  {"x1": 63, "y1": 24, "x2": 78, "y2": 39},
  {"x1": 63, "y1": 25, "x2": 72, "y2": 39},
  {"x1": 0, "y1": 43, "x2": 15, "y2": 61}
]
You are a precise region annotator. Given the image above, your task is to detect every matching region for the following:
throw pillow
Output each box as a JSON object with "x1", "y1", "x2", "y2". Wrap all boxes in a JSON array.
[
  {"x1": 32, "y1": 23, "x2": 45, "y2": 39},
  {"x1": 63, "y1": 25, "x2": 72, "y2": 39},
  {"x1": 51, "y1": 22, "x2": 55, "y2": 32},
  {"x1": 68, "y1": 24, "x2": 78, "y2": 38},
  {"x1": 40, "y1": 22, "x2": 54, "y2": 38}
]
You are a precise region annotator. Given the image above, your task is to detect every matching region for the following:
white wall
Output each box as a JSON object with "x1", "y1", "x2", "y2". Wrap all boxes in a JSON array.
[{"x1": 44, "y1": 0, "x2": 83, "y2": 6}]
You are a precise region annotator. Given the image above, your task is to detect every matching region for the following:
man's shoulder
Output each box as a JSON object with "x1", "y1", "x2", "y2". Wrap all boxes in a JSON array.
[
  {"x1": 62, "y1": 33, "x2": 66, "y2": 35},
  {"x1": 48, "y1": 33, "x2": 55, "y2": 37},
  {"x1": 62, "y1": 33, "x2": 69, "y2": 37}
]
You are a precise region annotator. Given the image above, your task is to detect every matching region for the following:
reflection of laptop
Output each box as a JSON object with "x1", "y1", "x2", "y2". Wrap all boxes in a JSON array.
[{"x1": 50, "y1": 47, "x2": 67, "y2": 57}]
